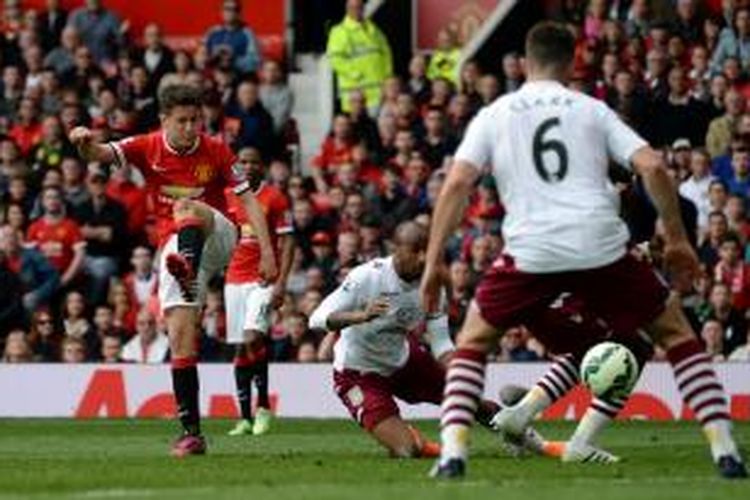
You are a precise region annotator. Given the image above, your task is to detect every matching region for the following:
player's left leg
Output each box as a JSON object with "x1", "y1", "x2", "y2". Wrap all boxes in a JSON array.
[{"x1": 371, "y1": 416, "x2": 440, "y2": 458}]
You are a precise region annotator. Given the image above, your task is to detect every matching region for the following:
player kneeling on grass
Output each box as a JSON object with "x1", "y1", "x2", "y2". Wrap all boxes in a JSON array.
[
  {"x1": 309, "y1": 221, "x2": 536, "y2": 458},
  {"x1": 224, "y1": 147, "x2": 295, "y2": 437}
]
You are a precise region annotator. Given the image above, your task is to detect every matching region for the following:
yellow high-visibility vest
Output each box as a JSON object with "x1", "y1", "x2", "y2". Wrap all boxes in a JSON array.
[
  {"x1": 326, "y1": 16, "x2": 393, "y2": 112},
  {"x1": 427, "y1": 48, "x2": 461, "y2": 85}
]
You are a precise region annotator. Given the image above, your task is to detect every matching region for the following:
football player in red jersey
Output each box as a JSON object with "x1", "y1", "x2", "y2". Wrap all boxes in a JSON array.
[
  {"x1": 224, "y1": 147, "x2": 295, "y2": 437},
  {"x1": 69, "y1": 84, "x2": 276, "y2": 457}
]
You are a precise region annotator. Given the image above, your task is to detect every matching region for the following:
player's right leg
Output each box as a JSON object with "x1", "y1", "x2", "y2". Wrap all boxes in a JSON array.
[
  {"x1": 165, "y1": 200, "x2": 216, "y2": 301},
  {"x1": 433, "y1": 303, "x2": 500, "y2": 479},
  {"x1": 646, "y1": 294, "x2": 747, "y2": 479}
]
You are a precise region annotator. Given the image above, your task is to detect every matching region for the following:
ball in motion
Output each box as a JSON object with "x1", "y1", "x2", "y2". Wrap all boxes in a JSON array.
[{"x1": 580, "y1": 342, "x2": 638, "y2": 400}]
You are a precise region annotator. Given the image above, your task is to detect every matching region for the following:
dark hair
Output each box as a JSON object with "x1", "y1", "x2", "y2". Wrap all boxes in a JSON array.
[
  {"x1": 525, "y1": 21, "x2": 575, "y2": 72},
  {"x1": 158, "y1": 84, "x2": 203, "y2": 114},
  {"x1": 720, "y1": 232, "x2": 741, "y2": 247}
]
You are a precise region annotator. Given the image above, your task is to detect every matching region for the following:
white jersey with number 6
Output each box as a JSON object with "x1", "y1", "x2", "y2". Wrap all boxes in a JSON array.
[{"x1": 455, "y1": 80, "x2": 647, "y2": 273}]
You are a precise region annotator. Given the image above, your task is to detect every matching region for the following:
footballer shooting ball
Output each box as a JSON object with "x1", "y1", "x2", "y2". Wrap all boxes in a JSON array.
[{"x1": 580, "y1": 342, "x2": 639, "y2": 400}]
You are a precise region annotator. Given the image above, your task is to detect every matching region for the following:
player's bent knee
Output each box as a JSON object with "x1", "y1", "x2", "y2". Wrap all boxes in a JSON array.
[
  {"x1": 455, "y1": 304, "x2": 498, "y2": 353},
  {"x1": 646, "y1": 293, "x2": 695, "y2": 349}
]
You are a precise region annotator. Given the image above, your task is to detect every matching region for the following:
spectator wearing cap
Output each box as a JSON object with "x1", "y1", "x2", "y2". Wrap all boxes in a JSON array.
[
  {"x1": 309, "y1": 231, "x2": 336, "y2": 277},
  {"x1": 121, "y1": 309, "x2": 168, "y2": 364},
  {"x1": 706, "y1": 88, "x2": 746, "y2": 158},
  {"x1": 205, "y1": 0, "x2": 262, "y2": 75},
  {"x1": 72, "y1": 166, "x2": 127, "y2": 302},
  {"x1": 680, "y1": 148, "x2": 715, "y2": 232},
  {"x1": 711, "y1": 7, "x2": 750, "y2": 75},
  {"x1": 67, "y1": 0, "x2": 124, "y2": 64},
  {"x1": 0, "y1": 224, "x2": 59, "y2": 314},
  {"x1": 670, "y1": 138, "x2": 693, "y2": 177},
  {"x1": 649, "y1": 66, "x2": 711, "y2": 147}
]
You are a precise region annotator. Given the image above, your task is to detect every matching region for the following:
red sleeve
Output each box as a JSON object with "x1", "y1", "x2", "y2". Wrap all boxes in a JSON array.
[
  {"x1": 66, "y1": 220, "x2": 85, "y2": 247},
  {"x1": 215, "y1": 140, "x2": 241, "y2": 187},
  {"x1": 110, "y1": 134, "x2": 152, "y2": 170},
  {"x1": 26, "y1": 222, "x2": 40, "y2": 244}
]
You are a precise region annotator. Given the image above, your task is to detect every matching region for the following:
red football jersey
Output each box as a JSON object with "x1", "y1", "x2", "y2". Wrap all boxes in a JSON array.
[
  {"x1": 110, "y1": 132, "x2": 240, "y2": 245},
  {"x1": 26, "y1": 217, "x2": 85, "y2": 272},
  {"x1": 225, "y1": 183, "x2": 293, "y2": 284}
]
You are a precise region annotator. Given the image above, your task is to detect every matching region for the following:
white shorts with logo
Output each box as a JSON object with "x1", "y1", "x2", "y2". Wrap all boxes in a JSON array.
[
  {"x1": 158, "y1": 207, "x2": 237, "y2": 312},
  {"x1": 224, "y1": 282, "x2": 274, "y2": 343}
]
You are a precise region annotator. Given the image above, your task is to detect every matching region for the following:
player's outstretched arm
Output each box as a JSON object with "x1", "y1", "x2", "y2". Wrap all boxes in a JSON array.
[
  {"x1": 69, "y1": 127, "x2": 116, "y2": 164},
  {"x1": 631, "y1": 146, "x2": 699, "y2": 278},
  {"x1": 420, "y1": 160, "x2": 478, "y2": 313}
]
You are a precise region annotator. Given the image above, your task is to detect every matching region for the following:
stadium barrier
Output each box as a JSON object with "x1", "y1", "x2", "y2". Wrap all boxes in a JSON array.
[{"x1": 0, "y1": 363, "x2": 748, "y2": 420}]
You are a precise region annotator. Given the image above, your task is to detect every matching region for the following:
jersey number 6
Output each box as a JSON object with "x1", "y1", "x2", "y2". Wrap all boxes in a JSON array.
[{"x1": 532, "y1": 117, "x2": 568, "y2": 183}]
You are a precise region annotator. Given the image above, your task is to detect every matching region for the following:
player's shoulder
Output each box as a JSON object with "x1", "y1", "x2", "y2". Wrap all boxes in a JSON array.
[
  {"x1": 200, "y1": 133, "x2": 232, "y2": 152},
  {"x1": 347, "y1": 257, "x2": 389, "y2": 283}
]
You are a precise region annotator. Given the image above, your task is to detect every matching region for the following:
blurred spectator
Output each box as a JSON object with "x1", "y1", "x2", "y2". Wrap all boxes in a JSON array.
[
  {"x1": 226, "y1": 80, "x2": 274, "y2": 158},
  {"x1": 39, "y1": 0, "x2": 68, "y2": 52},
  {"x1": 702, "y1": 319, "x2": 726, "y2": 361},
  {"x1": 201, "y1": 287, "x2": 226, "y2": 342},
  {"x1": 2, "y1": 330, "x2": 32, "y2": 363},
  {"x1": 105, "y1": 165, "x2": 148, "y2": 242},
  {"x1": 259, "y1": 60, "x2": 293, "y2": 136},
  {"x1": 205, "y1": 0, "x2": 261, "y2": 75},
  {"x1": 501, "y1": 53, "x2": 524, "y2": 94},
  {"x1": 624, "y1": 0, "x2": 652, "y2": 39},
  {"x1": 679, "y1": 148, "x2": 715, "y2": 232},
  {"x1": 61, "y1": 336, "x2": 86, "y2": 363},
  {"x1": 327, "y1": 0, "x2": 392, "y2": 113},
  {"x1": 73, "y1": 166, "x2": 127, "y2": 301},
  {"x1": 0, "y1": 224, "x2": 59, "y2": 314},
  {"x1": 67, "y1": 0, "x2": 124, "y2": 64},
  {"x1": 497, "y1": 326, "x2": 540, "y2": 362},
  {"x1": 26, "y1": 186, "x2": 85, "y2": 288},
  {"x1": 60, "y1": 157, "x2": 90, "y2": 211},
  {"x1": 728, "y1": 328, "x2": 750, "y2": 360},
  {"x1": 9, "y1": 98, "x2": 43, "y2": 156},
  {"x1": 27, "y1": 309, "x2": 62, "y2": 361},
  {"x1": 0, "y1": 243, "x2": 26, "y2": 337},
  {"x1": 407, "y1": 54, "x2": 430, "y2": 105},
  {"x1": 447, "y1": 260, "x2": 472, "y2": 336},
  {"x1": 121, "y1": 309, "x2": 168, "y2": 363},
  {"x1": 108, "y1": 280, "x2": 136, "y2": 334},
  {"x1": 649, "y1": 66, "x2": 710, "y2": 147},
  {"x1": 699, "y1": 210, "x2": 729, "y2": 268},
  {"x1": 122, "y1": 246, "x2": 155, "y2": 309},
  {"x1": 100, "y1": 334, "x2": 122, "y2": 363},
  {"x1": 138, "y1": 23, "x2": 174, "y2": 85},
  {"x1": 713, "y1": 233, "x2": 750, "y2": 310},
  {"x1": 422, "y1": 106, "x2": 458, "y2": 170},
  {"x1": 706, "y1": 89, "x2": 745, "y2": 159},
  {"x1": 711, "y1": 7, "x2": 750, "y2": 75},
  {"x1": 427, "y1": 28, "x2": 460, "y2": 85},
  {"x1": 673, "y1": 0, "x2": 702, "y2": 44},
  {"x1": 32, "y1": 115, "x2": 76, "y2": 179},
  {"x1": 706, "y1": 282, "x2": 747, "y2": 356},
  {"x1": 44, "y1": 26, "x2": 80, "y2": 76},
  {"x1": 311, "y1": 114, "x2": 355, "y2": 192}
]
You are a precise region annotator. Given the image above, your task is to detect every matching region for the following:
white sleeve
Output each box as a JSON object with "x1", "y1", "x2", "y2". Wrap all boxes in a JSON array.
[
  {"x1": 601, "y1": 103, "x2": 648, "y2": 168},
  {"x1": 425, "y1": 313, "x2": 453, "y2": 360},
  {"x1": 454, "y1": 108, "x2": 493, "y2": 170},
  {"x1": 308, "y1": 266, "x2": 369, "y2": 331}
]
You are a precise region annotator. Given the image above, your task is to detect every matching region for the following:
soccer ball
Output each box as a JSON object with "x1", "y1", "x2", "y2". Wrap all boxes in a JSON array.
[{"x1": 580, "y1": 342, "x2": 638, "y2": 400}]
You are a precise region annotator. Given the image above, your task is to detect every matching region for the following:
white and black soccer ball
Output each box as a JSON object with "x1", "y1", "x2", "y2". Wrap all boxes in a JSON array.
[{"x1": 580, "y1": 342, "x2": 638, "y2": 400}]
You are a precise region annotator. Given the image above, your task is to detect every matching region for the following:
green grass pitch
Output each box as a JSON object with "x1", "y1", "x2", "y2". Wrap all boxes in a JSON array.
[{"x1": 0, "y1": 419, "x2": 747, "y2": 499}]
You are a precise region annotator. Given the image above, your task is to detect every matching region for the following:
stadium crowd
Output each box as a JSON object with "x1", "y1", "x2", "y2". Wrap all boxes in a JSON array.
[{"x1": 2, "y1": 0, "x2": 750, "y2": 364}]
